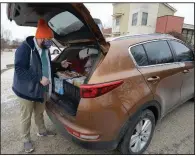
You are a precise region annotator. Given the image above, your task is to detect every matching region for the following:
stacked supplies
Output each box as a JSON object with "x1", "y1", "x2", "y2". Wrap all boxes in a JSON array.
[{"x1": 54, "y1": 71, "x2": 86, "y2": 95}]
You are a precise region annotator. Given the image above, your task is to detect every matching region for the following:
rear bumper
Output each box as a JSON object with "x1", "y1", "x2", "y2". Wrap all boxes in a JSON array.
[{"x1": 45, "y1": 104, "x2": 118, "y2": 150}]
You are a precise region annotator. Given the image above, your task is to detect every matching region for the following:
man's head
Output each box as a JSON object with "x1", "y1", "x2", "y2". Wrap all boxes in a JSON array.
[{"x1": 35, "y1": 19, "x2": 54, "y2": 49}]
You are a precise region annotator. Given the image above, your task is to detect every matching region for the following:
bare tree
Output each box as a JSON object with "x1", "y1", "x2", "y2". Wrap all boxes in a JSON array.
[
  {"x1": 167, "y1": 31, "x2": 194, "y2": 50},
  {"x1": 4, "y1": 29, "x2": 12, "y2": 43},
  {"x1": 1, "y1": 25, "x2": 4, "y2": 38},
  {"x1": 10, "y1": 38, "x2": 22, "y2": 49},
  {"x1": 1, "y1": 25, "x2": 6, "y2": 52},
  {"x1": 167, "y1": 31, "x2": 185, "y2": 42},
  {"x1": 1, "y1": 25, "x2": 12, "y2": 52}
]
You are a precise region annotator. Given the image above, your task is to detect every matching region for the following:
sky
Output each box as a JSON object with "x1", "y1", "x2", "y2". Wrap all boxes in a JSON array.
[{"x1": 1, "y1": 3, "x2": 194, "y2": 40}]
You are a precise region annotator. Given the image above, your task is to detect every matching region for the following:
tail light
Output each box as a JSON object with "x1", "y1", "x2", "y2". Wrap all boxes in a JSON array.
[{"x1": 80, "y1": 80, "x2": 124, "y2": 98}]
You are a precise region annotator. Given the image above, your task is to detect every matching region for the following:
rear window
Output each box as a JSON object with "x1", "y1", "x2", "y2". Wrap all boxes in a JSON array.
[
  {"x1": 48, "y1": 11, "x2": 84, "y2": 36},
  {"x1": 170, "y1": 40, "x2": 194, "y2": 62},
  {"x1": 143, "y1": 40, "x2": 174, "y2": 65},
  {"x1": 130, "y1": 45, "x2": 148, "y2": 66}
]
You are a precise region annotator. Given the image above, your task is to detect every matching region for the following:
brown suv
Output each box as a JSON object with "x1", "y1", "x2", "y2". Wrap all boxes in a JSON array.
[{"x1": 8, "y1": 3, "x2": 194, "y2": 154}]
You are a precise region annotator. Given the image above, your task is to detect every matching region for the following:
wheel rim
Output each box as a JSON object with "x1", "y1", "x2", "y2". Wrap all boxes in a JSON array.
[{"x1": 129, "y1": 118, "x2": 152, "y2": 153}]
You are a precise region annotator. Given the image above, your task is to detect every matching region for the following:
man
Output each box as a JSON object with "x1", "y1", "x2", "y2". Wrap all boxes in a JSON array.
[{"x1": 12, "y1": 19, "x2": 69, "y2": 153}]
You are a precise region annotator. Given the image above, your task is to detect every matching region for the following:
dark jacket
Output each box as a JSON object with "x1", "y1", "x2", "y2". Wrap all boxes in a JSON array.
[{"x1": 12, "y1": 36, "x2": 62, "y2": 102}]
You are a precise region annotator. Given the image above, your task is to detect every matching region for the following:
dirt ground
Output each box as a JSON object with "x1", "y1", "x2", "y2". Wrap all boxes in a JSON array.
[{"x1": 1, "y1": 69, "x2": 195, "y2": 154}]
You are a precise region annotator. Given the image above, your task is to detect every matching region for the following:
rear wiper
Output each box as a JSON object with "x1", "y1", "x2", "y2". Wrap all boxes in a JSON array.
[{"x1": 49, "y1": 21, "x2": 54, "y2": 27}]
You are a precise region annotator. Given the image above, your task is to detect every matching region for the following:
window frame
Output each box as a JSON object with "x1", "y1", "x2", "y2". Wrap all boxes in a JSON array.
[
  {"x1": 167, "y1": 39, "x2": 195, "y2": 62},
  {"x1": 130, "y1": 44, "x2": 149, "y2": 66},
  {"x1": 116, "y1": 17, "x2": 120, "y2": 26},
  {"x1": 132, "y1": 12, "x2": 138, "y2": 26},
  {"x1": 128, "y1": 38, "x2": 192, "y2": 68},
  {"x1": 141, "y1": 12, "x2": 148, "y2": 26},
  {"x1": 48, "y1": 11, "x2": 85, "y2": 37},
  {"x1": 142, "y1": 40, "x2": 175, "y2": 65}
]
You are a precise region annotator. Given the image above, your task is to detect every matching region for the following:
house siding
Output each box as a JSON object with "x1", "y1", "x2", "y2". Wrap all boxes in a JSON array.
[
  {"x1": 128, "y1": 3, "x2": 159, "y2": 35},
  {"x1": 157, "y1": 3, "x2": 175, "y2": 17},
  {"x1": 112, "y1": 3, "x2": 130, "y2": 35}
]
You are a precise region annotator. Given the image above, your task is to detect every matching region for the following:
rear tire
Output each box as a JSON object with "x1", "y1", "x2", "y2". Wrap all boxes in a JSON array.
[{"x1": 119, "y1": 109, "x2": 155, "y2": 154}]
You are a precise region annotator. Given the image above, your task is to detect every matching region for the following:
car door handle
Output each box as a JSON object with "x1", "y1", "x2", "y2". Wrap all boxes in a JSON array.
[
  {"x1": 147, "y1": 76, "x2": 160, "y2": 82},
  {"x1": 182, "y1": 69, "x2": 189, "y2": 73}
]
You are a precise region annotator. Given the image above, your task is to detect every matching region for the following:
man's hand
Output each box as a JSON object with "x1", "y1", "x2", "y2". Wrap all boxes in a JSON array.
[
  {"x1": 40, "y1": 76, "x2": 50, "y2": 86},
  {"x1": 61, "y1": 59, "x2": 72, "y2": 69}
]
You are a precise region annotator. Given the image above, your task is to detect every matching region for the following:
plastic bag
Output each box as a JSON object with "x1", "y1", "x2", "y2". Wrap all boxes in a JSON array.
[{"x1": 54, "y1": 77, "x2": 64, "y2": 95}]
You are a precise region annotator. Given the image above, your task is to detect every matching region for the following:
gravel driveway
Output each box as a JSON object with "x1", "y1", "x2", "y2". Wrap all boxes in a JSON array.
[{"x1": 1, "y1": 69, "x2": 195, "y2": 154}]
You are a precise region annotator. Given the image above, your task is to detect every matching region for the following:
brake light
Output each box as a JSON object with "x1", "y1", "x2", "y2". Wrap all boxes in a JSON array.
[
  {"x1": 65, "y1": 126, "x2": 100, "y2": 140},
  {"x1": 80, "y1": 80, "x2": 124, "y2": 98}
]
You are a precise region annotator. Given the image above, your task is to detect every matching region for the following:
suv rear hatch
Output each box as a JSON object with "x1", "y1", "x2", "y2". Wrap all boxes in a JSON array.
[
  {"x1": 7, "y1": 3, "x2": 110, "y2": 116},
  {"x1": 7, "y1": 3, "x2": 109, "y2": 53}
]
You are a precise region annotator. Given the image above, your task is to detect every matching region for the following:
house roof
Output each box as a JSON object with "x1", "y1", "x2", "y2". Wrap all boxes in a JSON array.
[
  {"x1": 102, "y1": 28, "x2": 112, "y2": 35},
  {"x1": 183, "y1": 23, "x2": 194, "y2": 30},
  {"x1": 113, "y1": 3, "x2": 177, "y2": 12},
  {"x1": 163, "y1": 3, "x2": 177, "y2": 12}
]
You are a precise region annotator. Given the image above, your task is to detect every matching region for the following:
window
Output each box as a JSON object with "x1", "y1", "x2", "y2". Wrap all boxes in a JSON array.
[
  {"x1": 116, "y1": 17, "x2": 120, "y2": 26},
  {"x1": 192, "y1": 36, "x2": 194, "y2": 45},
  {"x1": 131, "y1": 45, "x2": 148, "y2": 66},
  {"x1": 170, "y1": 40, "x2": 194, "y2": 62},
  {"x1": 132, "y1": 13, "x2": 138, "y2": 26},
  {"x1": 143, "y1": 41, "x2": 174, "y2": 65},
  {"x1": 182, "y1": 29, "x2": 187, "y2": 34},
  {"x1": 48, "y1": 11, "x2": 84, "y2": 36},
  {"x1": 141, "y1": 12, "x2": 148, "y2": 25}
]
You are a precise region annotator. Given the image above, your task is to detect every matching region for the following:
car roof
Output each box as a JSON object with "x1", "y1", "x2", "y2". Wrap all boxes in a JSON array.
[
  {"x1": 111, "y1": 33, "x2": 175, "y2": 41},
  {"x1": 109, "y1": 33, "x2": 177, "y2": 47}
]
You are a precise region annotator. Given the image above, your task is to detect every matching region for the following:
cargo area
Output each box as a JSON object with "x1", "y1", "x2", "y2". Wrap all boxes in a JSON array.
[{"x1": 50, "y1": 45, "x2": 102, "y2": 116}]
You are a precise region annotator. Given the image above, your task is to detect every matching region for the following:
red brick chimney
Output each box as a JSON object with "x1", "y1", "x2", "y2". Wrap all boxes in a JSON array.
[{"x1": 156, "y1": 15, "x2": 184, "y2": 33}]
